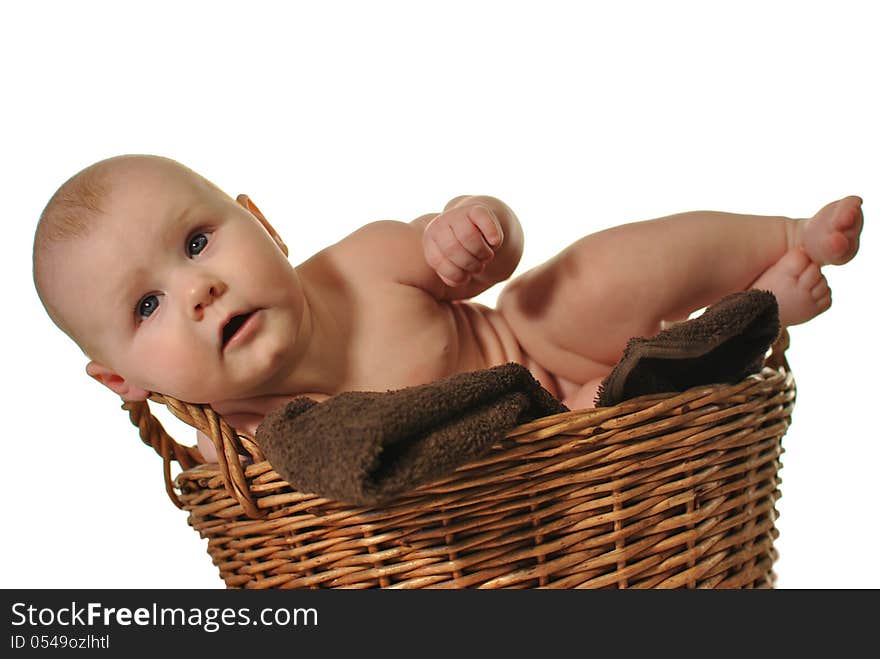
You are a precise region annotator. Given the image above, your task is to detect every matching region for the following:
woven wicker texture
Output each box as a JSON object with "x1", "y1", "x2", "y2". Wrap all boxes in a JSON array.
[{"x1": 125, "y1": 333, "x2": 795, "y2": 589}]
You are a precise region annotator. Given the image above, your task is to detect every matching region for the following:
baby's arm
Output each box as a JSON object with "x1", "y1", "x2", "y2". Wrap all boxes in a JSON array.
[{"x1": 346, "y1": 195, "x2": 524, "y2": 300}]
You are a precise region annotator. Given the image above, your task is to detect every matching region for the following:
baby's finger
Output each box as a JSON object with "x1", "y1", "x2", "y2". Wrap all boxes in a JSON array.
[
  {"x1": 435, "y1": 224, "x2": 486, "y2": 273},
  {"x1": 438, "y1": 269, "x2": 469, "y2": 287},
  {"x1": 450, "y1": 212, "x2": 495, "y2": 262},
  {"x1": 435, "y1": 257, "x2": 472, "y2": 286},
  {"x1": 466, "y1": 205, "x2": 503, "y2": 248},
  {"x1": 424, "y1": 237, "x2": 474, "y2": 286}
]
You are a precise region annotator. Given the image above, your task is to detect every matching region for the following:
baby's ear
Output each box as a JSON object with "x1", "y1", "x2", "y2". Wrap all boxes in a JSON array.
[
  {"x1": 236, "y1": 194, "x2": 289, "y2": 257},
  {"x1": 86, "y1": 361, "x2": 150, "y2": 401}
]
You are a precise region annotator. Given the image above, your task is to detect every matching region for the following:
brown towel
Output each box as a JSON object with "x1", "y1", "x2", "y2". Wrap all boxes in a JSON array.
[
  {"x1": 595, "y1": 289, "x2": 780, "y2": 407},
  {"x1": 256, "y1": 363, "x2": 568, "y2": 506}
]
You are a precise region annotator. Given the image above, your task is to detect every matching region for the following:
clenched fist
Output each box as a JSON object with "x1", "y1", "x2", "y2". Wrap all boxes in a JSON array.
[{"x1": 422, "y1": 204, "x2": 504, "y2": 287}]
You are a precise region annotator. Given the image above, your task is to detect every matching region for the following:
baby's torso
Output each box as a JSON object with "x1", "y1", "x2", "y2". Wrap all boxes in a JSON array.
[
  {"x1": 208, "y1": 257, "x2": 560, "y2": 440},
  {"x1": 328, "y1": 271, "x2": 558, "y2": 395},
  {"x1": 348, "y1": 290, "x2": 542, "y2": 389}
]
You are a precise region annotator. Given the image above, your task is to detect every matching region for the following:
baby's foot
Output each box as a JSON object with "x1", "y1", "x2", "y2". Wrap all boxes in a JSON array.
[
  {"x1": 795, "y1": 196, "x2": 863, "y2": 266},
  {"x1": 751, "y1": 247, "x2": 831, "y2": 326}
]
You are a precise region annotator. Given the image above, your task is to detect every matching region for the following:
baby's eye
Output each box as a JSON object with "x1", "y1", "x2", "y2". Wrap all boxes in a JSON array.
[
  {"x1": 137, "y1": 294, "x2": 160, "y2": 320},
  {"x1": 187, "y1": 232, "x2": 209, "y2": 257}
]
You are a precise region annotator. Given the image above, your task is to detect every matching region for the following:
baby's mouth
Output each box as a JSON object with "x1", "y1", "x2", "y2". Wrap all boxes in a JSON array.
[{"x1": 221, "y1": 311, "x2": 256, "y2": 350}]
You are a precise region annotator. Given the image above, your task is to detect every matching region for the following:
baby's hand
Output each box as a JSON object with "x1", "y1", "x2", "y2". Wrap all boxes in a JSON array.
[{"x1": 422, "y1": 204, "x2": 504, "y2": 287}]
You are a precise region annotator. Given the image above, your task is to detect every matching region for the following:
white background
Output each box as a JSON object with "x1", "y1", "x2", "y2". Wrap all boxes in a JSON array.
[{"x1": 3, "y1": 1, "x2": 877, "y2": 589}]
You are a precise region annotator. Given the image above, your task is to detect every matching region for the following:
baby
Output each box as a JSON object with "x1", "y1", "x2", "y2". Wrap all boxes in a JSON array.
[{"x1": 33, "y1": 155, "x2": 863, "y2": 462}]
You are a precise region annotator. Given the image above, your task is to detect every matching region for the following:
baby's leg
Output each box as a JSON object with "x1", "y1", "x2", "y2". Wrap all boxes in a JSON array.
[{"x1": 498, "y1": 196, "x2": 863, "y2": 387}]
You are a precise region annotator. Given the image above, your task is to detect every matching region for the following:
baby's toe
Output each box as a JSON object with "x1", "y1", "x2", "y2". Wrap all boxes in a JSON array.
[
  {"x1": 832, "y1": 196, "x2": 863, "y2": 231},
  {"x1": 778, "y1": 246, "x2": 812, "y2": 276},
  {"x1": 827, "y1": 231, "x2": 852, "y2": 264},
  {"x1": 797, "y1": 261, "x2": 822, "y2": 288},
  {"x1": 810, "y1": 277, "x2": 830, "y2": 301}
]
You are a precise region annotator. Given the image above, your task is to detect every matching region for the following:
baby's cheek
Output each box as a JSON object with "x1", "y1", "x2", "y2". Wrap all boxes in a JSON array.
[{"x1": 143, "y1": 350, "x2": 212, "y2": 399}]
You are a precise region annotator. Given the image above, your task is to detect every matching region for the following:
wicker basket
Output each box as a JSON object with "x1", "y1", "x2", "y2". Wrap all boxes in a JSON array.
[{"x1": 124, "y1": 331, "x2": 795, "y2": 589}]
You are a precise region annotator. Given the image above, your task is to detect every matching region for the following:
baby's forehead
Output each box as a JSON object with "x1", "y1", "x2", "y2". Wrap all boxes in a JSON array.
[
  {"x1": 109, "y1": 157, "x2": 211, "y2": 200},
  {"x1": 97, "y1": 165, "x2": 222, "y2": 233},
  {"x1": 55, "y1": 171, "x2": 206, "y2": 277}
]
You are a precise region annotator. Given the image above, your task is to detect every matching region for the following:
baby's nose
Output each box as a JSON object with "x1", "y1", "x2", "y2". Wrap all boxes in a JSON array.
[{"x1": 187, "y1": 278, "x2": 227, "y2": 318}]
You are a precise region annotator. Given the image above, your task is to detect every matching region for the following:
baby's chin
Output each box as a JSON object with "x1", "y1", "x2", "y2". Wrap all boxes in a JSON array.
[
  {"x1": 149, "y1": 359, "x2": 288, "y2": 405},
  {"x1": 162, "y1": 382, "x2": 266, "y2": 407},
  {"x1": 150, "y1": 382, "x2": 236, "y2": 406}
]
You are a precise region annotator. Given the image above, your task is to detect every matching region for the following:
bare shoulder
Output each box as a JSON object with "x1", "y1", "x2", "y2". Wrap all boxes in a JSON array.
[
  {"x1": 334, "y1": 220, "x2": 420, "y2": 266},
  {"x1": 293, "y1": 221, "x2": 395, "y2": 281},
  {"x1": 301, "y1": 220, "x2": 442, "y2": 294}
]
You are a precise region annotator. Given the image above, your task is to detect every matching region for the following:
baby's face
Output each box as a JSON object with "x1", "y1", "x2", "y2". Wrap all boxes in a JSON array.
[{"x1": 49, "y1": 162, "x2": 306, "y2": 403}]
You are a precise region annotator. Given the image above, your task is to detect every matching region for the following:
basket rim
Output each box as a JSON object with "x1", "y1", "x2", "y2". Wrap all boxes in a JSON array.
[
  {"x1": 123, "y1": 330, "x2": 792, "y2": 519},
  {"x1": 176, "y1": 364, "x2": 794, "y2": 511}
]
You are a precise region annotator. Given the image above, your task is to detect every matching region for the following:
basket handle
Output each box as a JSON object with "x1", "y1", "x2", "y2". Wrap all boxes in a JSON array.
[
  {"x1": 764, "y1": 327, "x2": 791, "y2": 372},
  {"x1": 123, "y1": 395, "x2": 265, "y2": 518}
]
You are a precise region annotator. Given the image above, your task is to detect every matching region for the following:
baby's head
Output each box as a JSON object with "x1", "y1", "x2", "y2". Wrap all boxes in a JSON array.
[{"x1": 33, "y1": 155, "x2": 306, "y2": 404}]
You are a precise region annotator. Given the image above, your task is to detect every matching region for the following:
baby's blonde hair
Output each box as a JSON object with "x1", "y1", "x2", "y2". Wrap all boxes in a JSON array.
[{"x1": 32, "y1": 158, "x2": 118, "y2": 352}]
